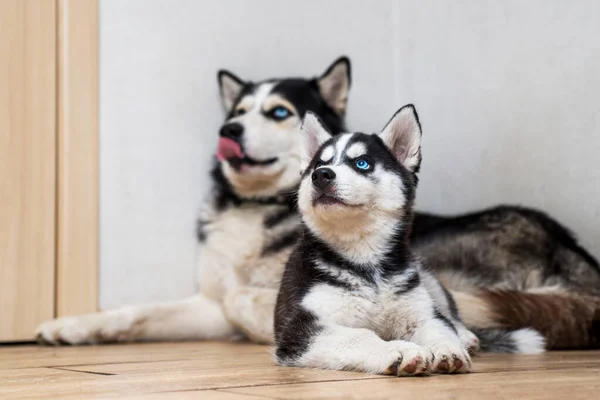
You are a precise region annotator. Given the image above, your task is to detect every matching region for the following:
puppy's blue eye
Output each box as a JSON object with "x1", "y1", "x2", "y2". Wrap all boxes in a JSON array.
[
  {"x1": 355, "y1": 159, "x2": 370, "y2": 170},
  {"x1": 272, "y1": 107, "x2": 290, "y2": 120}
]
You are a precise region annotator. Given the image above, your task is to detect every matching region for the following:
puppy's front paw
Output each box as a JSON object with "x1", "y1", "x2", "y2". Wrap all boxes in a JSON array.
[
  {"x1": 429, "y1": 343, "x2": 471, "y2": 374},
  {"x1": 385, "y1": 342, "x2": 432, "y2": 376}
]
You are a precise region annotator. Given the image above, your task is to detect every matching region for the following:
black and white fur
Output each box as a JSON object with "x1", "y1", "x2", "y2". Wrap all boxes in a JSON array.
[
  {"x1": 36, "y1": 56, "x2": 597, "y2": 352},
  {"x1": 276, "y1": 106, "x2": 478, "y2": 375},
  {"x1": 35, "y1": 57, "x2": 352, "y2": 345}
]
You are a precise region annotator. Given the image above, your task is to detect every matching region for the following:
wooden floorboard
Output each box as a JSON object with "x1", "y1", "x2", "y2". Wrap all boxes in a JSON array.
[{"x1": 0, "y1": 342, "x2": 598, "y2": 399}]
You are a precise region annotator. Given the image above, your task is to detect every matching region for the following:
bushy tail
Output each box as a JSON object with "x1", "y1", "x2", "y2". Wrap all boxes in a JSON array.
[
  {"x1": 452, "y1": 289, "x2": 600, "y2": 350},
  {"x1": 471, "y1": 328, "x2": 545, "y2": 354}
]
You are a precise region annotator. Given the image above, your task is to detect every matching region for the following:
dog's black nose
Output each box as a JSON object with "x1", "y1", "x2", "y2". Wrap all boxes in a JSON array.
[
  {"x1": 312, "y1": 168, "x2": 336, "y2": 189},
  {"x1": 220, "y1": 123, "x2": 244, "y2": 141}
]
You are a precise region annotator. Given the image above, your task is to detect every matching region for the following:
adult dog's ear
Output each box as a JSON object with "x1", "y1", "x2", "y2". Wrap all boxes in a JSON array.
[
  {"x1": 217, "y1": 70, "x2": 246, "y2": 113},
  {"x1": 379, "y1": 104, "x2": 422, "y2": 173},
  {"x1": 317, "y1": 56, "x2": 351, "y2": 116}
]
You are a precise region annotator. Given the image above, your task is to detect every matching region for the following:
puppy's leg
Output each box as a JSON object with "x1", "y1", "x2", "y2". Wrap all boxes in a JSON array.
[
  {"x1": 456, "y1": 323, "x2": 480, "y2": 355},
  {"x1": 36, "y1": 295, "x2": 237, "y2": 345},
  {"x1": 419, "y1": 270, "x2": 479, "y2": 354},
  {"x1": 410, "y1": 316, "x2": 472, "y2": 374},
  {"x1": 223, "y1": 286, "x2": 277, "y2": 344},
  {"x1": 279, "y1": 325, "x2": 431, "y2": 376},
  {"x1": 393, "y1": 285, "x2": 471, "y2": 374}
]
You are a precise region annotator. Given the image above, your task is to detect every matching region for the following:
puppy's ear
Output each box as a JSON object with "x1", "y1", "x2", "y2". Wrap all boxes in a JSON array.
[
  {"x1": 300, "y1": 112, "x2": 332, "y2": 170},
  {"x1": 217, "y1": 70, "x2": 246, "y2": 113},
  {"x1": 378, "y1": 104, "x2": 422, "y2": 173},
  {"x1": 317, "y1": 56, "x2": 351, "y2": 116}
]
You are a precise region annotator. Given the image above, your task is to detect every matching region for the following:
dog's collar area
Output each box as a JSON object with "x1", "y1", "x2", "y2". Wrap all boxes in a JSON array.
[{"x1": 211, "y1": 163, "x2": 297, "y2": 211}]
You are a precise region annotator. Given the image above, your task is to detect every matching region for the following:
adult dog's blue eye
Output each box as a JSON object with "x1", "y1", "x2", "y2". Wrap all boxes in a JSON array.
[
  {"x1": 272, "y1": 107, "x2": 290, "y2": 120},
  {"x1": 355, "y1": 159, "x2": 370, "y2": 170}
]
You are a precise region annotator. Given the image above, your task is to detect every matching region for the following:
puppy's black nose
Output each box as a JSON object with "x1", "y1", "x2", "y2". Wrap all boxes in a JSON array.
[
  {"x1": 312, "y1": 168, "x2": 336, "y2": 189},
  {"x1": 219, "y1": 123, "x2": 244, "y2": 141}
]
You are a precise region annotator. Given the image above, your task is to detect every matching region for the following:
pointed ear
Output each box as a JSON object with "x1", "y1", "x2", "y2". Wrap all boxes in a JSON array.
[
  {"x1": 317, "y1": 56, "x2": 351, "y2": 116},
  {"x1": 300, "y1": 112, "x2": 332, "y2": 170},
  {"x1": 378, "y1": 105, "x2": 422, "y2": 173},
  {"x1": 217, "y1": 70, "x2": 246, "y2": 112}
]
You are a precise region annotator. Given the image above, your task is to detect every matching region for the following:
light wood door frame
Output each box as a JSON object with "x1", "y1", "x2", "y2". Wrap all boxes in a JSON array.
[
  {"x1": 56, "y1": 0, "x2": 99, "y2": 317},
  {"x1": 0, "y1": 0, "x2": 57, "y2": 341},
  {"x1": 0, "y1": 0, "x2": 98, "y2": 341}
]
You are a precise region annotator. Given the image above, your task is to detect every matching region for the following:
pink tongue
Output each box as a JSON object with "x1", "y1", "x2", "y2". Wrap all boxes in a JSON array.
[{"x1": 217, "y1": 137, "x2": 244, "y2": 161}]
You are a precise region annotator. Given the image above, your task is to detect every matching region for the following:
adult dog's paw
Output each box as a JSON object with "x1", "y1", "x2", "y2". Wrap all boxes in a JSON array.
[{"x1": 35, "y1": 312, "x2": 133, "y2": 345}]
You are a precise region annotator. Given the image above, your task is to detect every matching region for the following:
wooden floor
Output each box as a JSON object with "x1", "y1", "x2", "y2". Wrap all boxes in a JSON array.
[{"x1": 0, "y1": 342, "x2": 598, "y2": 399}]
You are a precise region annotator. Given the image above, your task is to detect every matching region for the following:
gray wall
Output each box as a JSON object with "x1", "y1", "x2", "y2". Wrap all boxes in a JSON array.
[{"x1": 100, "y1": 0, "x2": 600, "y2": 309}]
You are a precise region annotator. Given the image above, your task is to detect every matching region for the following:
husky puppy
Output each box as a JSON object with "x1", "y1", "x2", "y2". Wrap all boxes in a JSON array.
[
  {"x1": 274, "y1": 106, "x2": 476, "y2": 375},
  {"x1": 275, "y1": 106, "x2": 482, "y2": 375},
  {"x1": 276, "y1": 107, "x2": 545, "y2": 375}
]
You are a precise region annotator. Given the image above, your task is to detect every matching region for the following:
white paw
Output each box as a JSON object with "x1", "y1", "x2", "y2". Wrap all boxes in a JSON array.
[
  {"x1": 428, "y1": 342, "x2": 472, "y2": 374},
  {"x1": 458, "y1": 327, "x2": 480, "y2": 355},
  {"x1": 385, "y1": 341, "x2": 432, "y2": 376},
  {"x1": 35, "y1": 312, "x2": 132, "y2": 345},
  {"x1": 36, "y1": 316, "x2": 100, "y2": 345}
]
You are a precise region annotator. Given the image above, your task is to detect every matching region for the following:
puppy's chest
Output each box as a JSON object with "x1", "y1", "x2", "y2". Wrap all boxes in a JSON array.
[{"x1": 302, "y1": 276, "x2": 420, "y2": 340}]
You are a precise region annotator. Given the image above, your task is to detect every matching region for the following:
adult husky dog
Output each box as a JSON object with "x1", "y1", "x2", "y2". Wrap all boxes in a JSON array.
[{"x1": 37, "y1": 57, "x2": 600, "y2": 350}]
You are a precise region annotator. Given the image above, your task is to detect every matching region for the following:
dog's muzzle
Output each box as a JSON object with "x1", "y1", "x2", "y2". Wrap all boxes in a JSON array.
[{"x1": 216, "y1": 122, "x2": 278, "y2": 169}]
